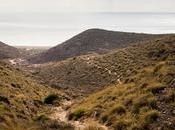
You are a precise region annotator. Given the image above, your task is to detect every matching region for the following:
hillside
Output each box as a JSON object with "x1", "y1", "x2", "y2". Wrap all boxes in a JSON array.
[
  {"x1": 31, "y1": 35, "x2": 175, "y2": 95},
  {"x1": 69, "y1": 54, "x2": 175, "y2": 130},
  {"x1": 0, "y1": 41, "x2": 21, "y2": 59},
  {"x1": 28, "y1": 29, "x2": 166, "y2": 64},
  {"x1": 68, "y1": 36, "x2": 175, "y2": 130},
  {"x1": 0, "y1": 61, "x2": 74, "y2": 130}
]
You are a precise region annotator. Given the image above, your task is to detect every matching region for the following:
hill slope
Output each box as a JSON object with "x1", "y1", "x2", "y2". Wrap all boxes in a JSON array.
[
  {"x1": 28, "y1": 29, "x2": 166, "y2": 63},
  {"x1": 0, "y1": 41, "x2": 20, "y2": 59},
  {"x1": 0, "y1": 61, "x2": 72, "y2": 130},
  {"x1": 31, "y1": 35, "x2": 175, "y2": 94},
  {"x1": 69, "y1": 54, "x2": 175, "y2": 130}
]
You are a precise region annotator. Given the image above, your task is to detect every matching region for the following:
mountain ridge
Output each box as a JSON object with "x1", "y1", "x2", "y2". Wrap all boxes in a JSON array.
[{"x1": 28, "y1": 29, "x2": 168, "y2": 64}]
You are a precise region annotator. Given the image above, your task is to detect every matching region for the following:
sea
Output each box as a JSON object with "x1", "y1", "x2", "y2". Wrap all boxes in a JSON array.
[{"x1": 0, "y1": 12, "x2": 175, "y2": 46}]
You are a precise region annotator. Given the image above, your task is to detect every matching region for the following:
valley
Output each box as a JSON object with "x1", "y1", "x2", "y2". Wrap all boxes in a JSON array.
[{"x1": 0, "y1": 29, "x2": 175, "y2": 130}]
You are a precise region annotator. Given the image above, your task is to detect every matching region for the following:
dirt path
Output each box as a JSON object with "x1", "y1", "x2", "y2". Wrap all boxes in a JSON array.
[{"x1": 49, "y1": 101, "x2": 108, "y2": 130}]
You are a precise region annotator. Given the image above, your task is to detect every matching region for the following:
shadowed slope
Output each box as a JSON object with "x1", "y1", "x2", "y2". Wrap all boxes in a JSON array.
[
  {"x1": 0, "y1": 41, "x2": 20, "y2": 59},
  {"x1": 28, "y1": 29, "x2": 166, "y2": 63}
]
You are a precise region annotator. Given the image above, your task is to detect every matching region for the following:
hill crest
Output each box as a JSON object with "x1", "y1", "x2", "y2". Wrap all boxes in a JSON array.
[{"x1": 28, "y1": 29, "x2": 166, "y2": 63}]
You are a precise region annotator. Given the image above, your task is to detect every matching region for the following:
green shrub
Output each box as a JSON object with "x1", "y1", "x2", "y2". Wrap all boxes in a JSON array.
[
  {"x1": 110, "y1": 104, "x2": 126, "y2": 115},
  {"x1": 68, "y1": 108, "x2": 86, "y2": 120},
  {"x1": 44, "y1": 94, "x2": 58, "y2": 104}
]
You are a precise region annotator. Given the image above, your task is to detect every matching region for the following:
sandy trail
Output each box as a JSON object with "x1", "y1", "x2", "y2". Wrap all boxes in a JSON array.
[{"x1": 49, "y1": 101, "x2": 108, "y2": 130}]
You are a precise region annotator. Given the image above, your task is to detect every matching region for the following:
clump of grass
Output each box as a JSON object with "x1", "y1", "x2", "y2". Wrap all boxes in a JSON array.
[
  {"x1": 147, "y1": 85, "x2": 166, "y2": 94},
  {"x1": 68, "y1": 108, "x2": 86, "y2": 120},
  {"x1": 164, "y1": 91, "x2": 175, "y2": 103},
  {"x1": 83, "y1": 125, "x2": 105, "y2": 130},
  {"x1": 34, "y1": 113, "x2": 49, "y2": 123},
  {"x1": 143, "y1": 110, "x2": 159, "y2": 124},
  {"x1": 44, "y1": 94, "x2": 58, "y2": 104},
  {"x1": 100, "y1": 115, "x2": 108, "y2": 123},
  {"x1": 0, "y1": 96, "x2": 10, "y2": 104},
  {"x1": 153, "y1": 64, "x2": 163, "y2": 74},
  {"x1": 113, "y1": 120, "x2": 128, "y2": 130},
  {"x1": 110, "y1": 104, "x2": 126, "y2": 115},
  {"x1": 136, "y1": 110, "x2": 159, "y2": 130},
  {"x1": 39, "y1": 120, "x2": 75, "y2": 130},
  {"x1": 147, "y1": 97, "x2": 157, "y2": 109},
  {"x1": 139, "y1": 83, "x2": 149, "y2": 89},
  {"x1": 132, "y1": 96, "x2": 148, "y2": 114}
]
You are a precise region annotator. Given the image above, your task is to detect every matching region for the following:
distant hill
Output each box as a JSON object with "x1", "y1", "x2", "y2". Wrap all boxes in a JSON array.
[
  {"x1": 28, "y1": 29, "x2": 166, "y2": 63},
  {"x1": 0, "y1": 41, "x2": 21, "y2": 59},
  {"x1": 31, "y1": 35, "x2": 175, "y2": 94}
]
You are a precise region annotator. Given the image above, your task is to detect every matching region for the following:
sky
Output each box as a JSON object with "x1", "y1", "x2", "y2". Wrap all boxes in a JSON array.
[{"x1": 0, "y1": 0, "x2": 175, "y2": 46}]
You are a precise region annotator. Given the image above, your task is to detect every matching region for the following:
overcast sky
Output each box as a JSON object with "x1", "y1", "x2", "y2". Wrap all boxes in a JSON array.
[
  {"x1": 0, "y1": 0, "x2": 175, "y2": 13},
  {"x1": 0, "y1": 0, "x2": 175, "y2": 46}
]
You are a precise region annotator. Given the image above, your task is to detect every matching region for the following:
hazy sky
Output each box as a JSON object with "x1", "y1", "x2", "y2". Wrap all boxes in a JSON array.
[
  {"x1": 0, "y1": 0, "x2": 175, "y2": 12},
  {"x1": 0, "y1": 0, "x2": 175, "y2": 46}
]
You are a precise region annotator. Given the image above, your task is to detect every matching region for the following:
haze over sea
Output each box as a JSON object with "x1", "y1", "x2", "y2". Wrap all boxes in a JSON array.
[{"x1": 0, "y1": 12, "x2": 175, "y2": 46}]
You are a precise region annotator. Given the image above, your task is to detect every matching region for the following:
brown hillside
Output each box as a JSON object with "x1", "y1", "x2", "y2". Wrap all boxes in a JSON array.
[
  {"x1": 0, "y1": 61, "x2": 72, "y2": 130},
  {"x1": 28, "y1": 29, "x2": 166, "y2": 63},
  {"x1": 31, "y1": 35, "x2": 175, "y2": 95},
  {"x1": 69, "y1": 51, "x2": 175, "y2": 130},
  {"x1": 0, "y1": 41, "x2": 21, "y2": 59}
]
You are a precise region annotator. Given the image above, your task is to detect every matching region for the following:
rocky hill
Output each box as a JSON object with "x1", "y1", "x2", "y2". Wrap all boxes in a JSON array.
[
  {"x1": 0, "y1": 41, "x2": 21, "y2": 59},
  {"x1": 28, "y1": 29, "x2": 166, "y2": 63},
  {"x1": 31, "y1": 35, "x2": 175, "y2": 95}
]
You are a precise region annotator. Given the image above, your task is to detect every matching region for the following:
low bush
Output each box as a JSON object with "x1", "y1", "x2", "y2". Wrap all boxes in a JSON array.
[
  {"x1": 113, "y1": 120, "x2": 128, "y2": 130},
  {"x1": 164, "y1": 91, "x2": 175, "y2": 103},
  {"x1": 100, "y1": 115, "x2": 108, "y2": 123},
  {"x1": 148, "y1": 98, "x2": 157, "y2": 109},
  {"x1": 110, "y1": 104, "x2": 126, "y2": 115},
  {"x1": 132, "y1": 96, "x2": 148, "y2": 114},
  {"x1": 144, "y1": 110, "x2": 159, "y2": 124},
  {"x1": 147, "y1": 85, "x2": 166, "y2": 94},
  {"x1": 0, "y1": 96, "x2": 10, "y2": 104},
  {"x1": 44, "y1": 94, "x2": 58, "y2": 104}
]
